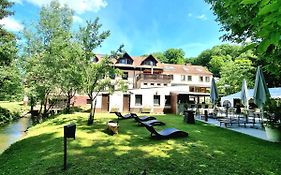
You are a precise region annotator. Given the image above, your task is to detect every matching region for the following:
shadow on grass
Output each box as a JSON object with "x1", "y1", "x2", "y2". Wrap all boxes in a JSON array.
[{"x1": 1, "y1": 113, "x2": 281, "y2": 175}]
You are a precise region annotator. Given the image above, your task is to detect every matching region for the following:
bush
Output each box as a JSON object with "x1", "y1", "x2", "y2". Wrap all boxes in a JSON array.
[{"x1": 0, "y1": 106, "x2": 20, "y2": 124}]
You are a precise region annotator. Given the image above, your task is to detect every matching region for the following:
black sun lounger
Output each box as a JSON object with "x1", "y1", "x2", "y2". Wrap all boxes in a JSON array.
[
  {"x1": 138, "y1": 119, "x2": 165, "y2": 126},
  {"x1": 130, "y1": 113, "x2": 156, "y2": 122},
  {"x1": 114, "y1": 112, "x2": 132, "y2": 120},
  {"x1": 143, "y1": 123, "x2": 188, "y2": 139}
]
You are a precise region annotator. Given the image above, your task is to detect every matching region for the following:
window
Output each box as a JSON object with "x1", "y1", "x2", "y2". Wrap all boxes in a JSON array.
[
  {"x1": 189, "y1": 86, "x2": 195, "y2": 92},
  {"x1": 188, "y1": 75, "x2": 192, "y2": 81},
  {"x1": 154, "y1": 95, "x2": 160, "y2": 106},
  {"x1": 143, "y1": 60, "x2": 156, "y2": 66},
  {"x1": 122, "y1": 72, "x2": 128, "y2": 80},
  {"x1": 144, "y1": 83, "x2": 148, "y2": 86},
  {"x1": 151, "y1": 83, "x2": 154, "y2": 86},
  {"x1": 199, "y1": 76, "x2": 203, "y2": 82},
  {"x1": 181, "y1": 75, "x2": 186, "y2": 81},
  {"x1": 135, "y1": 95, "x2": 142, "y2": 106},
  {"x1": 87, "y1": 99, "x2": 92, "y2": 104},
  {"x1": 157, "y1": 83, "x2": 161, "y2": 86},
  {"x1": 119, "y1": 58, "x2": 132, "y2": 64},
  {"x1": 164, "y1": 83, "x2": 167, "y2": 86},
  {"x1": 205, "y1": 77, "x2": 210, "y2": 82},
  {"x1": 165, "y1": 95, "x2": 171, "y2": 106}
]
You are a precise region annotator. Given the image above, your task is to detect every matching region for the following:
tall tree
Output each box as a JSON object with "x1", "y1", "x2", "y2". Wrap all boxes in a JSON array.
[
  {"x1": 205, "y1": 0, "x2": 281, "y2": 84},
  {"x1": 218, "y1": 59, "x2": 255, "y2": 95},
  {"x1": 191, "y1": 44, "x2": 256, "y2": 77},
  {"x1": 78, "y1": 19, "x2": 127, "y2": 124},
  {"x1": 24, "y1": 0, "x2": 73, "y2": 117},
  {"x1": 0, "y1": 0, "x2": 23, "y2": 100}
]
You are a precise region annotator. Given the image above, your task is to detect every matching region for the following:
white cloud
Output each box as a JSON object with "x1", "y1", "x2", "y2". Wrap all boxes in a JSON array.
[
  {"x1": 0, "y1": 17, "x2": 23, "y2": 31},
  {"x1": 23, "y1": 0, "x2": 107, "y2": 14},
  {"x1": 73, "y1": 15, "x2": 83, "y2": 23},
  {"x1": 196, "y1": 14, "x2": 207, "y2": 21}
]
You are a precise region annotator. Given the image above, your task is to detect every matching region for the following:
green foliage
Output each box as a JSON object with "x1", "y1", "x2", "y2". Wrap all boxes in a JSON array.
[
  {"x1": 264, "y1": 99, "x2": 281, "y2": 128},
  {"x1": 152, "y1": 48, "x2": 186, "y2": 64},
  {"x1": 78, "y1": 19, "x2": 127, "y2": 119},
  {"x1": 192, "y1": 44, "x2": 257, "y2": 77},
  {"x1": 152, "y1": 52, "x2": 167, "y2": 63},
  {"x1": 0, "y1": 62, "x2": 23, "y2": 100},
  {"x1": 218, "y1": 59, "x2": 255, "y2": 95},
  {"x1": 0, "y1": 106, "x2": 20, "y2": 124},
  {"x1": 23, "y1": 0, "x2": 75, "y2": 116},
  {"x1": 205, "y1": 0, "x2": 281, "y2": 79},
  {"x1": 0, "y1": 1, "x2": 23, "y2": 101},
  {"x1": 1, "y1": 113, "x2": 281, "y2": 174}
]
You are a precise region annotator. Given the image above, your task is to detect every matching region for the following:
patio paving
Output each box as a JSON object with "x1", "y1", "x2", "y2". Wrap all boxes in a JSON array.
[{"x1": 195, "y1": 116, "x2": 269, "y2": 141}]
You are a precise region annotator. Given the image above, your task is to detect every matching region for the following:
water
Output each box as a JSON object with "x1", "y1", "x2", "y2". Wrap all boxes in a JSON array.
[{"x1": 0, "y1": 117, "x2": 32, "y2": 154}]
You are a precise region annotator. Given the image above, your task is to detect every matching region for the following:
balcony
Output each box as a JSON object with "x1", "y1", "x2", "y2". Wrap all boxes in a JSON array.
[{"x1": 136, "y1": 74, "x2": 173, "y2": 82}]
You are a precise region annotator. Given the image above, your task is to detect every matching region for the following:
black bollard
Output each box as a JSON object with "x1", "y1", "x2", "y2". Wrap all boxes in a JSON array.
[{"x1": 63, "y1": 124, "x2": 76, "y2": 170}]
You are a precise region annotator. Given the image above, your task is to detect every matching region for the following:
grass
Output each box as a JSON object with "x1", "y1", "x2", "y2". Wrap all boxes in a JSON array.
[
  {"x1": 0, "y1": 101, "x2": 29, "y2": 114},
  {"x1": 0, "y1": 113, "x2": 281, "y2": 175}
]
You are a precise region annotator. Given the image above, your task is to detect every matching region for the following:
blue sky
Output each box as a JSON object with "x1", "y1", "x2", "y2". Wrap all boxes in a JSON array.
[{"x1": 1, "y1": 0, "x2": 225, "y2": 57}]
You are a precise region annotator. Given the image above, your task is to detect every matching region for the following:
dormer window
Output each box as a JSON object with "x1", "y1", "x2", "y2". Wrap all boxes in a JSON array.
[
  {"x1": 143, "y1": 60, "x2": 156, "y2": 66},
  {"x1": 118, "y1": 58, "x2": 132, "y2": 64},
  {"x1": 141, "y1": 55, "x2": 158, "y2": 66}
]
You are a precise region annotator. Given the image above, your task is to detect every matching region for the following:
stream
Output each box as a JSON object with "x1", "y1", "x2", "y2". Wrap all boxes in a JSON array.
[{"x1": 0, "y1": 116, "x2": 32, "y2": 154}]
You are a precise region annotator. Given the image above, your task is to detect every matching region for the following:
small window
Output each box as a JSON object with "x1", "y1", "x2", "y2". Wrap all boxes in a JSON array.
[
  {"x1": 188, "y1": 75, "x2": 192, "y2": 81},
  {"x1": 119, "y1": 58, "x2": 132, "y2": 64},
  {"x1": 144, "y1": 83, "x2": 148, "y2": 85},
  {"x1": 165, "y1": 95, "x2": 171, "y2": 106},
  {"x1": 199, "y1": 76, "x2": 203, "y2": 82},
  {"x1": 151, "y1": 83, "x2": 154, "y2": 86},
  {"x1": 181, "y1": 75, "x2": 186, "y2": 81},
  {"x1": 205, "y1": 77, "x2": 210, "y2": 82},
  {"x1": 135, "y1": 95, "x2": 142, "y2": 106},
  {"x1": 189, "y1": 87, "x2": 195, "y2": 92},
  {"x1": 164, "y1": 83, "x2": 167, "y2": 86},
  {"x1": 143, "y1": 60, "x2": 156, "y2": 66},
  {"x1": 122, "y1": 72, "x2": 128, "y2": 80},
  {"x1": 87, "y1": 99, "x2": 92, "y2": 104},
  {"x1": 157, "y1": 83, "x2": 161, "y2": 86},
  {"x1": 154, "y1": 95, "x2": 160, "y2": 106}
]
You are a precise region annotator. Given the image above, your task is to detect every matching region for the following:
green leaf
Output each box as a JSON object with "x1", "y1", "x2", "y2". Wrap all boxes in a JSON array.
[
  {"x1": 241, "y1": 43, "x2": 257, "y2": 52},
  {"x1": 241, "y1": 0, "x2": 260, "y2": 5}
]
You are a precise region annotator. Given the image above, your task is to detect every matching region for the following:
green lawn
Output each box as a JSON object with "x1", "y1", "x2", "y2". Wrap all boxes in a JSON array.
[{"x1": 0, "y1": 113, "x2": 281, "y2": 175}]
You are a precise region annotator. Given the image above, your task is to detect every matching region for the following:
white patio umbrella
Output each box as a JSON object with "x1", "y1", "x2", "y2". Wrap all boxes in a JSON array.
[
  {"x1": 253, "y1": 66, "x2": 271, "y2": 109},
  {"x1": 253, "y1": 66, "x2": 271, "y2": 125},
  {"x1": 210, "y1": 78, "x2": 219, "y2": 105},
  {"x1": 240, "y1": 79, "x2": 249, "y2": 109}
]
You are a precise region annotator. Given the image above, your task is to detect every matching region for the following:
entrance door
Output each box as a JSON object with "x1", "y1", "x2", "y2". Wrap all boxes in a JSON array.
[
  {"x1": 101, "y1": 94, "x2": 109, "y2": 112},
  {"x1": 123, "y1": 94, "x2": 130, "y2": 112}
]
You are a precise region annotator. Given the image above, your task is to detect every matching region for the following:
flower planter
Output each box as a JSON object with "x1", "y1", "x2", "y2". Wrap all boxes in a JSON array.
[{"x1": 265, "y1": 126, "x2": 281, "y2": 142}]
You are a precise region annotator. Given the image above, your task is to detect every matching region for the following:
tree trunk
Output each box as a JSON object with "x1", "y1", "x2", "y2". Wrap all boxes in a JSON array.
[
  {"x1": 88, "y1": 98, "x2": 94, "y2": 125},
  {"x1": 66, "y1": 92, "x2": 71, "y2": 114}
]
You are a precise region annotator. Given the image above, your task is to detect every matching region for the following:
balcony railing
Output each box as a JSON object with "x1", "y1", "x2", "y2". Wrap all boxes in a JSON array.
[{"x1": 136, "y1": 74, "x2": 173, "y2": 81}]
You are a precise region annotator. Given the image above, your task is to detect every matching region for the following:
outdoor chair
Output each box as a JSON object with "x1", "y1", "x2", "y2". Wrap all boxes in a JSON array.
[
  {"x1": 143, "y1": 123, "x2": 188, "y2": 139},
  {"x1": 137, "y1": 119, "x2": 165, "y2": 126},
  {"x1": 130, "y1": 113, "x2": 156, "y2": 121},
  {"x1": 114, "y1": 112, "x2": 133, "y2": 120}
]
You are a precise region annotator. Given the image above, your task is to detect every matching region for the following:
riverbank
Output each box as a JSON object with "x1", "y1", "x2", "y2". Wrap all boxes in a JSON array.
[
  {"x1": 0, "y1": 101, "x2": 29, "y2": 126},
  {"x1": 0, "y1": 116, "x2": 31, "y2": 154},
  {"x1": 0, "y1": 113, "x2": 281, "y2": 175}
]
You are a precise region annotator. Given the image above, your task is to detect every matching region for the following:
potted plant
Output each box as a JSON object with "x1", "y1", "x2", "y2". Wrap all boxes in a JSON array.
[{"x1": 263, "y1": 98, "x2": 281, "y2": 142}]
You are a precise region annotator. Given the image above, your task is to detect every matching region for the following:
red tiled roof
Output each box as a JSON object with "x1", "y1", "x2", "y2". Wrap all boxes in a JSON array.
[{"x1": 94, "y1": 53, "x2": 212, "y2": 75}]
